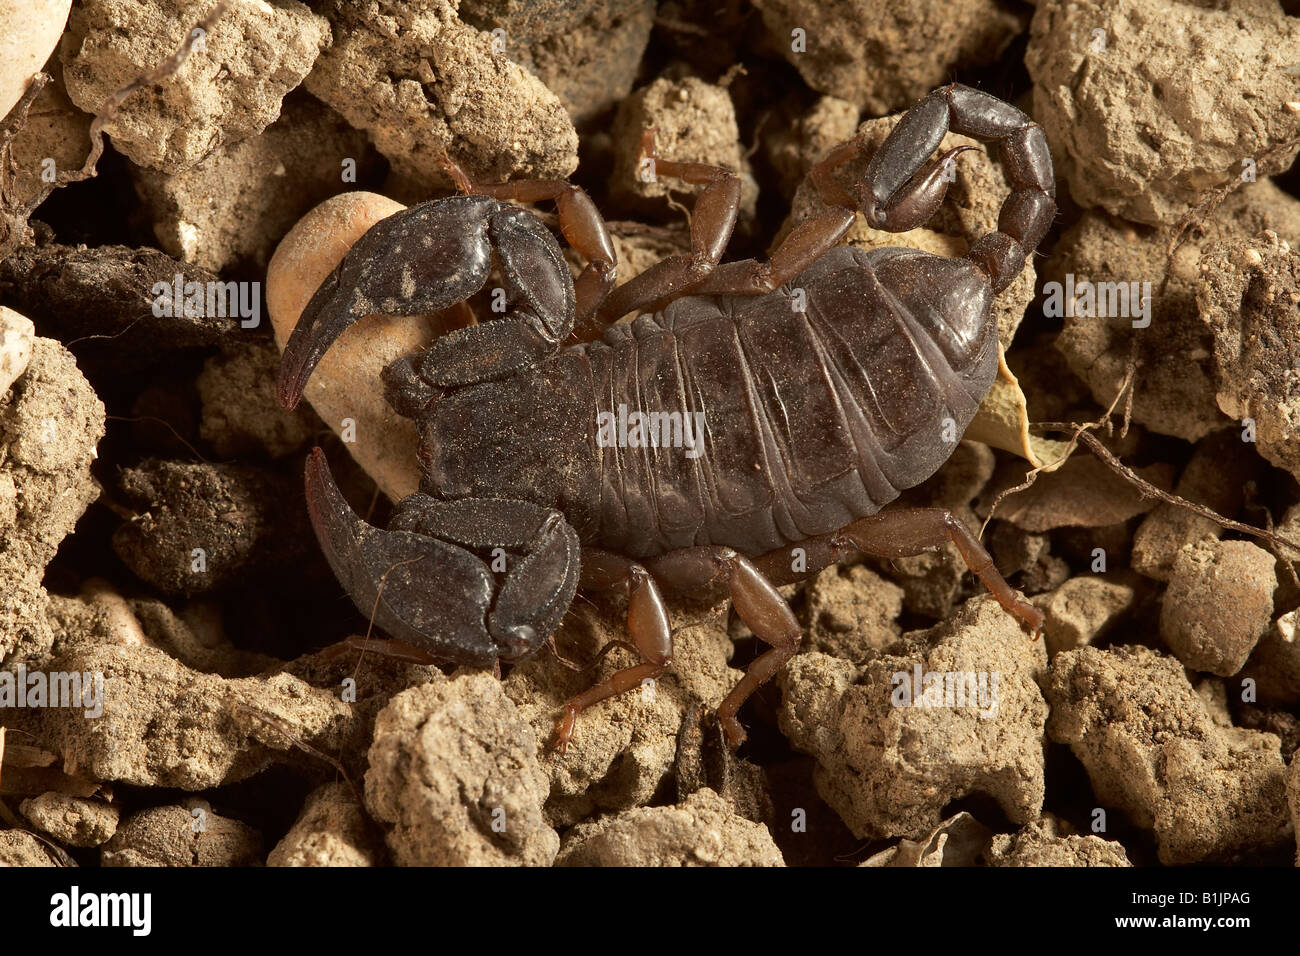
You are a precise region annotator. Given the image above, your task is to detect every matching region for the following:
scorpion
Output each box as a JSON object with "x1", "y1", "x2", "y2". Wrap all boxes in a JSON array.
[{"x1": 277, "y1": 83, "x2": 1054, "y2": 752}]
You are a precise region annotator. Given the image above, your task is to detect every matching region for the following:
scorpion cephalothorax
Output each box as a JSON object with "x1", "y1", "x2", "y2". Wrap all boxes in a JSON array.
[{"x1": 278, "y1": 83, "x2": 1054, "y2": 752}]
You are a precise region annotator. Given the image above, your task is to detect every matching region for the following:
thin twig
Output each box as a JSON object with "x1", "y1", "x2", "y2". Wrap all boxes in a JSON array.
[
  {"x1": 1038, "y1": 425, "x2": 1300, "y2": 587},
  {"x1": 979, "y1": 364, "x2": 1136, "y2": 537}
]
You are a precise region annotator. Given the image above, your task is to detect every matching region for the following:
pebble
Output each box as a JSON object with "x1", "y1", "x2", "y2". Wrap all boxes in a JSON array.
[
  {"x1": 0, "y1": 0, "x2": 71, "y2": 120},
  {"x1": 266, "y1": 192, "x2": 439, "y2": 501},
  {"x1": 0, "y1": 306, "x2": 34, "y2": 397}
]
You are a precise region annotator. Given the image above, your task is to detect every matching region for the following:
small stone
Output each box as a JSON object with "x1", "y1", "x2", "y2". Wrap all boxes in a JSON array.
[
  {"x1": 0, "y1": 337, "x2": 104, "y2": 663},
  {"x1": 1239, "y1": 610, "x2": 1300, "y2": 708},
  {"x1": 268, "y1": 783, "x2": 380, "y2": 867},
  {"x1": 1133, "y1": 430, "x2": 1263, "y2": 581},
  {"x1": 5, "y1": 74, "x2": 91, "y2": 214},
  {"x1": 1160, "y1": 540, "x2": 1277, "y2": 676},
  {"x1": 131, "y1": 97, "x2": 376, "y2": 272},
  {"x1": 612, "y1": 76, "x2": 756, "y2": 220},
  {"x1": 20, "y1": 793, "x2": 119, "y2": 848},
  {"x1": 802, "y1": 563, "x2": 904, "y2": 660},
  {"x1": 9, "y1": 643, "x2": 350, "y2": 790},
  {"x1": 364, "y1": 675, "x2": 558, "y2": 866},
  {"x1": 555, "y1": 789, "x2": 784, "y2": 866},
  {"x1": 0, "y1": 306, "x2": 34, "y2": 397},
  {"x1": 1051, "y1": 189, "x2": 1300, "y2": 443},
  {"x1": 1026, "y1": 0, "x2": 1300, "y2": 225},
  {"x1": 0, "y1": 830, "x2": 59, "y2": 867},
  {"x1": 780, "y1": 596, "x2": 1049, "y2": 840},
  {"x1": 751, "y1": 0, "x2": 1024, "y2": 114},
  {"x1": 986, "y1": 817, "x2": 1131, "y2": 867},
  {"x1": 0, "y1": 0, "x2": 72, "y2": 119},
  {"x1": 505, "y1": 598, "x2": 740, "y2": 827},
  {"x1": 459, "y1": 0, "x2": 655, "y2": 124},
  {"x1": 304, "y1": 0, "x2": 577, "y2": 189},
  {"x1": 0, "y1": 243, "x2": 239, "y2": 379},
  {"x1": 1038, "y1": 574, "x2": 1137, "y2": 656},
  {"x1": 763, "y1": 95, "x2": 860, "y2": 199},
  {"x1": 1045, "y1": 645, "x2": 1291, "y2": 865},
  {"x1": 101, "y1": 802, "x2": 262, "y2": 867},
  {"x1": 983, "y1": 454, "x2": 1173, "y2": 533},
  {"x1": 60, "y1": 0, "x2": 329, "y2": 172},
  {"x1": 1198, "y1": 231, "x2": 1300, "y2": 482},
  {"x1": 111, "y1": 459, "x2": 309, "y2": 596}
]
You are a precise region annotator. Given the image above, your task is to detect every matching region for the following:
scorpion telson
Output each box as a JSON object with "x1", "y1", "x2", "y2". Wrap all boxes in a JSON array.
[{"x1": 278, "y1": 83, "x2": 1054, "y2": 753}]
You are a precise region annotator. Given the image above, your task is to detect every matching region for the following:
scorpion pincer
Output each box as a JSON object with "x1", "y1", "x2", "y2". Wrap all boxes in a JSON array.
[{"x1": 277, "y1": 83, "x2": 1055, "y2": 752}]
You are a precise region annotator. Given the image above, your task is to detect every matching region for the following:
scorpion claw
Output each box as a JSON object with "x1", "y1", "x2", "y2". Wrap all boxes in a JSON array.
[
  {"x1": 277, "y1": 271, "x2": 352, "y2": 411},
  {"x1": 303, "y1": 447, "x2": 502, "y2": 667}
]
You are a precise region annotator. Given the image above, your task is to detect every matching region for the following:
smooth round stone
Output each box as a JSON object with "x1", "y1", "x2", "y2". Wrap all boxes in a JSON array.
[
  {"x1": 0, "y1": 0, "x2": 73, "y2": 120},
  {"x1": 267, "y1": 192, "x2": 436, "y2": 501}
]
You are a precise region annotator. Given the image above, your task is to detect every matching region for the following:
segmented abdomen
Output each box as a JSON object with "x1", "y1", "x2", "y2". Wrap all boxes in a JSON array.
[{"x1": 585, "y1": 245, "x2": 997, "y2": 559}]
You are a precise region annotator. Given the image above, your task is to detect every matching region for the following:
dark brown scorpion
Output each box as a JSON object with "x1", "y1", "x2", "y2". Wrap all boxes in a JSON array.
[{"x1": 277, "y1": 83, "x2": 1054, "y2": 752}]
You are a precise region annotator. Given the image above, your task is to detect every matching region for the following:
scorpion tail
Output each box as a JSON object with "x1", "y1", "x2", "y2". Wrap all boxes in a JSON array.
[{"x1": 854, "y1": 83, "x2": 1055, "y2": 294}]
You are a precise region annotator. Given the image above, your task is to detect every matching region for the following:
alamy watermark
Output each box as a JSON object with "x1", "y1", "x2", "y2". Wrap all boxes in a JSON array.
[
  {"x1": 596, "y1": 404, "x2": 706, "y2": 459},
  {"x1": 1042, "y1": 273, "x2": 1151, "y2": 328},
  {"x1": 151, "y1": 273, "x2": 261, "y2": 328},
  {"x1": 0, "y1": 664, "x2": 104, "y2": 718},
  {"x1": 890, "y1": 663, "x2": 999, "y2": 719},
  {"x1": 50, "y1": 887, "x2": 150, "y2": 936}
]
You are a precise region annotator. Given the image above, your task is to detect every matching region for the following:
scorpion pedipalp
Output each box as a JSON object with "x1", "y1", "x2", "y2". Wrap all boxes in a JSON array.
[
  {"x1": 304, "y1": 447, "x2": 583, "y2": 666},
  {"x1": 304, "y1": 446, "x2": 501, "y2": 666},
  {"x1": 278, "y1": 196, "x2": 499, "y2": 411}
]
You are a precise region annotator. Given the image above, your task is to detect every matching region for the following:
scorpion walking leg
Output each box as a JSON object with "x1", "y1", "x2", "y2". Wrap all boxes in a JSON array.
[
  {"x1": 553, "y1": 553, "x2": 673, "y2": 753},
  {"x1": 650, "y1": 547, "x2": 802, "y2": 750},
  {"x1": 596, "y1": 130, "x2": 742, "y2": 322},
  {"x1": 831, "y1": 508, "x2": 1044, "y2": 634}
]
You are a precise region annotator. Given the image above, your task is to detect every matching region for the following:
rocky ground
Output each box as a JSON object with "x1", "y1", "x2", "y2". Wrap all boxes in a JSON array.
[{"x1": 1, "y1": 0, "x2": 1300, "y2": 867}]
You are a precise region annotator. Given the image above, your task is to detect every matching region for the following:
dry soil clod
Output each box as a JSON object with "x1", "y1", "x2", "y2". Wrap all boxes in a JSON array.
[
  {"x1": 1026, "y1": 0, "x2": 1300, "y2": 226},
  {"x1": 1044, "y1": 645, "x2": 1292, "y2": 865},
  {"x1": 101, "y1": 801, "x2": 263, "y2": 867},
  {"x1": 364, "y1": 674, "x2": 559, "y2": 866},
  {"x1": 59, "y1": 0, "x2": 328, "y2": 173},
  {"x1": 779, "y1": 596, "x2": 1049, "y2": 841},
  {"x1": 555, "y1": 788, "x2": 785, "y2": 866}
]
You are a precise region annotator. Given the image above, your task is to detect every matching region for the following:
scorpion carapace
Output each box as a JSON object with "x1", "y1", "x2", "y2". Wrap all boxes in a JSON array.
[{"x1": 277, "y1": 83, "x2": 1055, "y2": 752}]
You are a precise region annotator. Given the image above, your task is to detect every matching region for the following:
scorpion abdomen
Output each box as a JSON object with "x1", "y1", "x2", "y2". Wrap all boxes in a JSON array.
[{"x1": 589, "y1": 244, "x2": 996, "y2": 558}]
